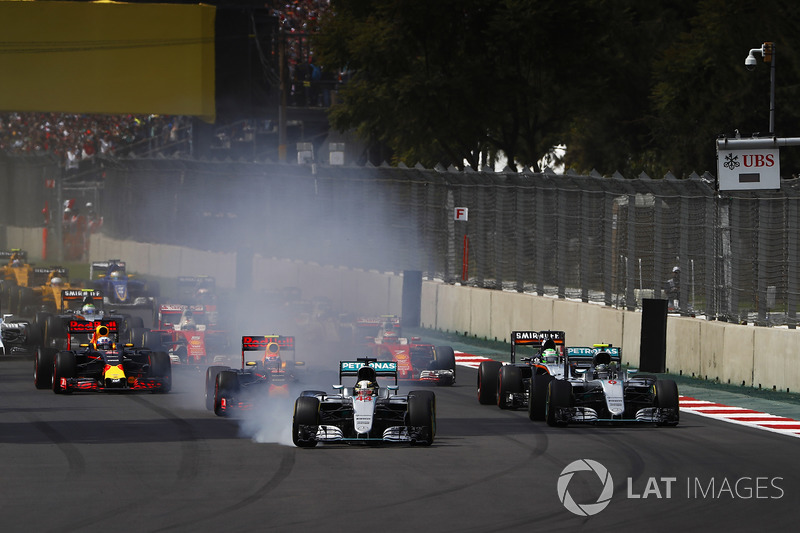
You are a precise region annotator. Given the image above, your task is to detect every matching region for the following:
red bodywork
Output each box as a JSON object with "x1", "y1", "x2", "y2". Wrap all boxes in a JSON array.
[
  {"x1": 151, "y1": 304, "x2": 230, "y2": 365},
  {"x1": 366, "y1": 331, "x2": 446, "y2": 384}
]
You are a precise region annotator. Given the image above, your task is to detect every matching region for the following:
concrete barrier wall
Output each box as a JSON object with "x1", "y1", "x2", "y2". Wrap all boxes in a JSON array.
[
  {"x1": 4, "y1": 226, "x2": 45, "y2": 261},
  {"x1": 77, "y1": 232, "x2": 800, "y2": 393}
]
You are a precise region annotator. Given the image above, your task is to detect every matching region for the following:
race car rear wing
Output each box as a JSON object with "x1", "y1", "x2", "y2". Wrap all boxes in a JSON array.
[
  {"x1": 566, "y1": 345, "x2": 622, "y2": 371},
  {"x1": 67, "y1": 319, "x2": 120, "y2": 336},
  {"x1": 242, "y1": 335, "x2": 295, "y2": 352},
  {"x1": 32, "y1": 266, "x2": 68, "y2": 285},
  {"x1": 510, "y1": 330, "x2": 566, "y2": 363},
  {"x1": 339, "y1": 358, "x2": 398, "y2": 385},
  {"x1": 0, "y1": 249, "x2": 28, "y2": 262},
  {"x1": 60, "y1": 289, "x2": 103, "y2": 312},
  {"x1": 177, "y1": 275, "x2": 215, "y2": 299},
  {"x1": 241, "y1": 335, "x2": 295, "y2": 368},
  {"x1": 90, "y1": 260, "x2": 126, "y2": 279}
]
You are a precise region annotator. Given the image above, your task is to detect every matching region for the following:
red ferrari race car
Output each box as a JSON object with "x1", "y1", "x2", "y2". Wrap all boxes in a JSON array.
[
  {"x1": 365, "y1": 323, "x2": 456, "y2": 386},
  {"x1": 204, "y1": 335, "x2": 304, "y2": 415},
  {"x1": 133, "y1": 303, "x2": 234, "y2": 367}
]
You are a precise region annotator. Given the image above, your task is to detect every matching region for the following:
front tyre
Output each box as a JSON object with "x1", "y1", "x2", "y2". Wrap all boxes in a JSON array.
[
  {"x1": 655, "y1": 379, "x2": 680, "y2": 426},
  {"x1": 434, "y1": 346, "x2": 457, "y2": 385},
  {"x1": 408, "y1": 390, "x2": 435, "y2": 446},
  {"x1": 148, "y1": 351, "x2": 172, "y2": 393},
  {"x1": 546, "y1": 380, "x2": 572, "y2": 427},
  {"x1": 292, "y1": 396, "x2": 320, "y2": 448},
  {"x1": 528, "y1": 374, "x2": 554, "y2": 421},
  {"x1": 34, "y1": 346, "x2": 55, "y2": 389},
  {"x1": 52, "y1": 351, "x2": 76, "y2": 394},
  {"x1": 214, "y1": 371, "x2": 240, "y2": 417},
  {"x1": 205, "y1": 366, "x2": 229, "y2": 410}
]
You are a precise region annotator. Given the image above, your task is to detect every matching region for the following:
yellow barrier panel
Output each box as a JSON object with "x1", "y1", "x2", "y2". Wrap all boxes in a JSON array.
[{"x1": 0, "y1": 1, "x2": 215, "y2": 122}]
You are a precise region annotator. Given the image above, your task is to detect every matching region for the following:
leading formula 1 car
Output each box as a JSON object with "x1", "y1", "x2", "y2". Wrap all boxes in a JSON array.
[
  {"x1": 35, "y1": 320, "x2": 171, "y2": 394},
  {"x1": 205, "y1": 335, "x2": 303, "y2": 415},
  {"x1": 477, "y1": 330, "x2": 566, "y2": 410},
  {"x1": 291, "y1": 358, "x2": 436, "y2": 447},
  {"x1": 541, "y1": 344, "x2": 680, "y2": 427}
]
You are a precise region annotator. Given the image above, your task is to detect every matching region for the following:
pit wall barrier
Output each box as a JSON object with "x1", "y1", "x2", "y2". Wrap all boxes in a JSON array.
[{"x1": 37, "y1": 231, "x2": 794, "y2": 393}]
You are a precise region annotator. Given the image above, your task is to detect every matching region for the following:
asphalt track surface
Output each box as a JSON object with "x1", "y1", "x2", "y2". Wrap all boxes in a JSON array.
[{"x1": 2, "y1": 351, "x2": 799, "y2": 533}]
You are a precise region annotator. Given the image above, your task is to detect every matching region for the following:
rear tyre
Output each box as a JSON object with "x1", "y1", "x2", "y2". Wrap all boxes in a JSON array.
[
  {"x1": 214, "y1": 371, "x2": 240, "y2": 416},
  {"x1": 434, "y1": 346, "x2": 456, "y2": 385},
  {"x1": 143, "y1": 330, "x2": 164, "y2": 352},
  {"x1": 292, "y1": 396, "x2": 320, "y2": 448},
  {"x1": 44, "y1": 315, "x2": 66, "y2": 349},
  {"x1": 528, "y1": 374, "x2": 554, "y2": 421},
  {"x1": 34, "y1": 346, "x2": 55, "y2": 389},
  {"x1": 205, "y1": 365, "x2": 229, "y2": 410},
  {"x1": 546, "y1": 380, "x2": 573, "y2": 427},
  {"x1": 477, "y1": 360, "x2": 502, "y2": 405},
  {"x1": 408, "y1": 391, "x2": 435, "y2": 445},
  {"x1": 52, "y1": 351, "x2": 76, "y2": 394},
  {"x1": 17, "y1": 287, "x2": 35, "y2": 316},
  {"x1": 497, "y1": 365, "x2": 522, "y2": 409},
  {"x1": 126, "y1": 327, "x2": 148, "y2": 348},
  {"x1": 149, "y1": 351, "x2": 172, "y2": 393},
  {"x1": 655, "y1": 379, "x2": 680, "y2": 426}
]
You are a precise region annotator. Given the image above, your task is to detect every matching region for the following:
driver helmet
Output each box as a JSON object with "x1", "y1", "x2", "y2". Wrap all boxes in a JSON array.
[
  {"x1": 96, "y1": 336, "x2": 113, "y2": 350},
  {"x1": 354, "y1": 379, "x2": 378, "y2": 397},
  {"x1": 81, "y1": 303, "x2": 96, "y2": 317},
  {"x1": 180, "y1": 308, "x2": 195, "y2": 323},
  {"x1": 109, "y1": 269, "x2": 123, "y2": 280},
  {"x1": 542, "y1": 348, "x2": 558, "y2": 363},
  {"x1": 11, "y1": 258, "x2": 22, "y2": 267},
  {"x1": 262, "y1": 342, "x2": 282, "y2": 370},
  {"x1": 50, "y1": 276, "x2": 63, "y2": 286}
]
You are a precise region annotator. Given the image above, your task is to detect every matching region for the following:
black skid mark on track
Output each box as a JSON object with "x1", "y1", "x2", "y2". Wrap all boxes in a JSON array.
[
  {"x1": 127, "y1": 395, "x2": 202, "y2": 481},
  {"x1": 27, "y1": 416, "x2": 87, "y2": 478},
  {"x1": 152, "y1": 446, "x2": 297, "y2": 532}
]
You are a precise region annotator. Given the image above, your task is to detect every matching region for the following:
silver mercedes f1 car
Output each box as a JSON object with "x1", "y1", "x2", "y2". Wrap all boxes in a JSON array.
[
  {"x1": 292, "y1": 358, "x2": 436, "y2": 447},
  {"x1": 540, "y1": 345, "x2": 680, "y2": 427}
]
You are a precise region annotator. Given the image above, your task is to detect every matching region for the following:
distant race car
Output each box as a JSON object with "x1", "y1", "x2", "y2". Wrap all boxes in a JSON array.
[
  {"x1": 35, "y1": 319, "x2": 171, "y2": 394},
  {"x1": 89, "y1": 259, "x2": 158, "y2": 308},
  {"x1": 34, "y1": 289, "x2": 143, "y2": 354},
  {"x1": 1, "y1": 313, "x2": 34, "y2": 355},
  {"x1": 291, "y1": 358, "x2": 436, "y2": 447},
  {"x1": 477, "y1": 330, "x2": 566, "y2": 411},
  {"x1": 139, "y1": 303, "x2": 233, "y2": 366},
  {"x1": 541, "y1": 345, "x2": 680, "y2": 427},
  {"x1": 364, "y1": 319, "x2": 456, "y2": 385},
  {"x1": 205, "y1": 335, "x2": 303, "y2": 415}
]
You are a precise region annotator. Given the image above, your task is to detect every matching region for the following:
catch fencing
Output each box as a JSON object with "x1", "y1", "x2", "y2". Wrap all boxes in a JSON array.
[{"x1": 3, "y1": 152, "x2": 800, "y2": 326}]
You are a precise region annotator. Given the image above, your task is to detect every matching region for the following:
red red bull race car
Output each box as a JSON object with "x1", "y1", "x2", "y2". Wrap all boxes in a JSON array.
[
  {"x1": 34, "y1": 319, "x2": 171, "y2": 394},
  {"x1": 204, "y1": 335, "x2": 304, "y2": 416}
]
